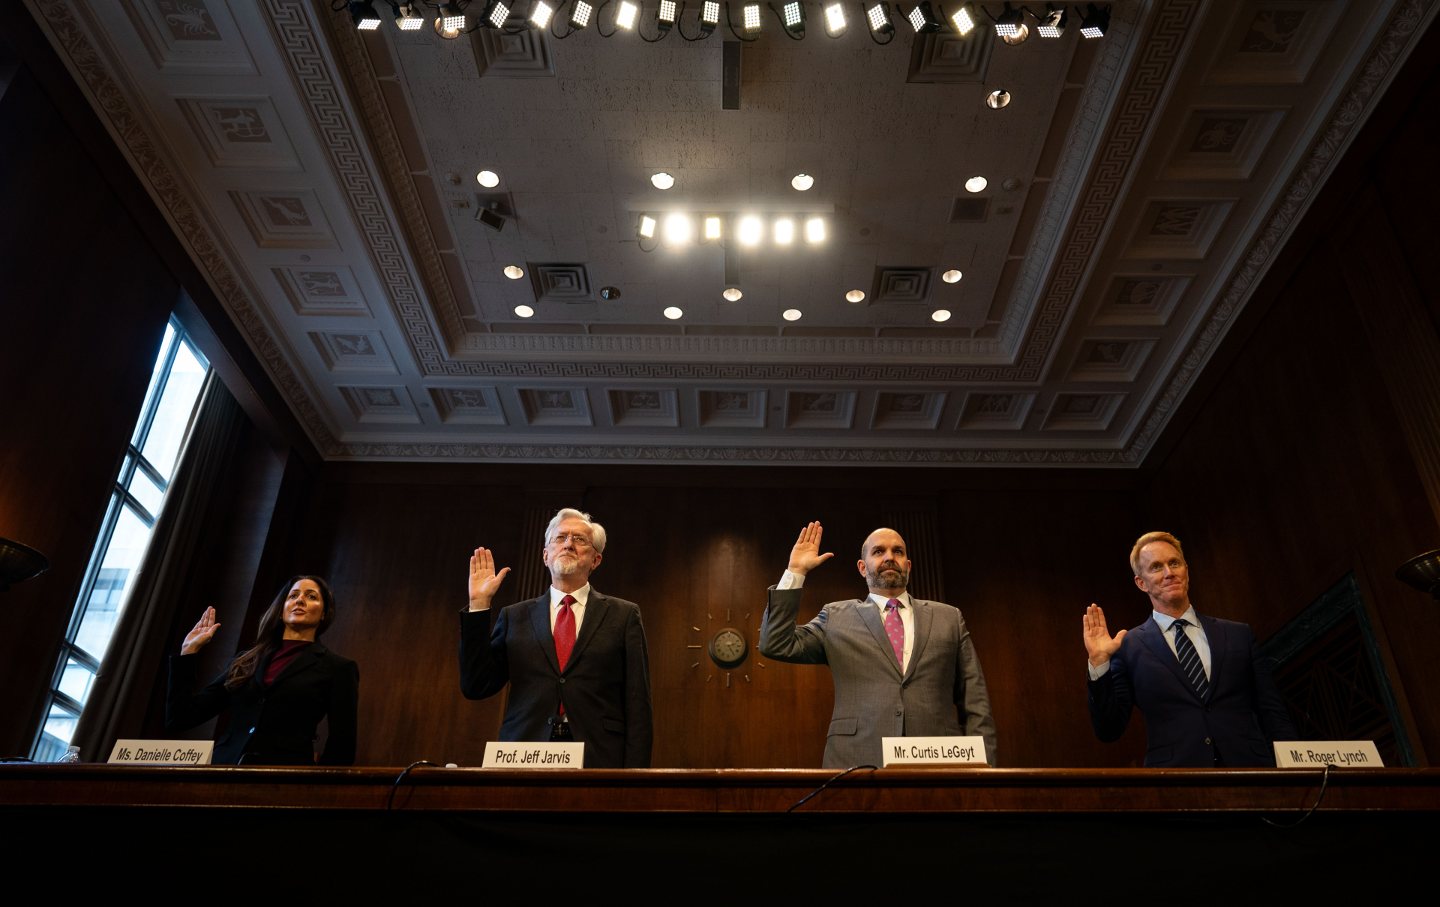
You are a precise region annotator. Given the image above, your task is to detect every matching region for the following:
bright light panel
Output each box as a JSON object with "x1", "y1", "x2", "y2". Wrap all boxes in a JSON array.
[
  {"x1": 866, "y1": 3, "x2": 891, "y2": 31},
  {"x1": 658, "y1": 0, "x2": 677, "y2": 23},
  {"x1": 530, "y1": 1, "x2": 554, "y2": 28},
  {"x1": 485, "y1": 1, "x2": 510, "y2": 28},
  {"x1": 441, "y1": 13, "x2": 465, "y2": 30},
  {"x1": 638, "y1": 215, "x2": 657, "y2": 239},
  {"x1": 662, "y1": 213, "x2": 692, "y2": 245},
  {"x1": 783, "y1": 2, "x2": 803, "y2": 27},
  {"x1": 825, "y1": 3, "x2": 846, "y2": 34},
  {"x1": 804, "y1": 217, "x2": 825, "y2": 244},
  {"x1": 738, "y1": 216, "x2": 763, "y2": 246},
  {"x1": 704, "y1": 216, "x2": 722, "y2": 240},
  {"x1": 950, "y1": 7, "x2": 974, "y2": 35},
  {"x1": 701, "y1": 1, "x2": 721, "y2": 25},
  {"x1": 774, "y1": 218, "x2": 795, "y2": 245},
  {"x1": 570, "y1": 1, "x2": 593, "y2": 27},
  {"x1": 743, "y1": 3, "x2": 761, "y2": 31},
  {"x1": 616, "y1": 0, "x2": 638, "y2": 29}
]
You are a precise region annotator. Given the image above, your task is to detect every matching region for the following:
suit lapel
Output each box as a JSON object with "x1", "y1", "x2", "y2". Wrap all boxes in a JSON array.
[
  {"x1": 1139, "y1": 618, "x2": 1202, "y2": 703},
  {"x1": 905, "y1": 600, "x2": 933, "y2": 681},
  {"x1": 528, "y1": 595, "x2": 561, "y2": 674},
  {"x1": 569, "y1": 591, "x2": 610, "y2": 670},
  {"x1": 267, "y1": 642, "x2": 325, "y2": 687},
  {"x1": 1199, "y1": 613, "x2": 1224, "y2": 697},
  {"x1": 857, "y1": 598, "x2": 903, "y2": 678}
]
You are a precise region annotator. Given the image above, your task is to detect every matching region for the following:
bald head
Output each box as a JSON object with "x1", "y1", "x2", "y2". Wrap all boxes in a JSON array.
[{"x1": 857, "y1": 528, "x2": 911, "y2": 595}]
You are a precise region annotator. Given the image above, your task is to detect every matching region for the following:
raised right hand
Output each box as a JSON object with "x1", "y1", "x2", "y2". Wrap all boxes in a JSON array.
[
  {"x1": 468, "y1": 546, "x2": 511, "y2": 610},
  {"x1": 181, "y1": 606, "x2": 221, "y2": 655},
  {"x1": 1083, "y1": 603, "x2": 1127, "y2": 666},
  {"x1": 787, "y1": 521, "x2": 835, "y2": 576}
]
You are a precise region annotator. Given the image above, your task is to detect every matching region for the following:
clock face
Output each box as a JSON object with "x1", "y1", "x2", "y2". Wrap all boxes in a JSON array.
[{"x1": 709, "y1": 627, "x2": 748, "y2": 668}]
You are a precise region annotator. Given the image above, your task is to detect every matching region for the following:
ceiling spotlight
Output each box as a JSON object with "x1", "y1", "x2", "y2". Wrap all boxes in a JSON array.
[
  {"x1": 651, "y1": 171, "x2": 675, "y2": 190},
  {"x1": 824, "y1": 2, "x2": 847, "y2": 36},
  {"x1": 662, "y1": 213, "x2": 692, "y2": 245},
  {"x1": 350, "y1": 1, "x2": 382, "y2": 30},
  {"x1": 1036, "y1": 4, "x2": 1067, "y2": 37},
  {"x1": 529, "y1": 0, "x2": 554, "y2": 28},
  {"x1": 723, "y1": 287, "x2": 743, "y2": 302},
  {"x1": 743, "y1": 3, "x2": 762, "y2": 32},
  {"x1": 993, "y1": 3, "x2": 1023, "y2": 37},
  {"x1": 804, "y1": 217, "x2": 825, "y2": 244},
  {"x1": 986, "y1": 89, "x2": 1012, "y2": 109},
  {"x1": 615, "y1": 0, "x2": 638, "y2": 30},
  {"x1": 476, "y1": 170, "x2": 500, "y2": 188},
  {"x1": 965, "y1": 176, "x2": 988, "y2": 193},
  {"x1": 704, "y1": 216, "x2": 723, "y2": 240},
  {"x1": 846, "y1": 289, "x2": 866, "y2": 303},
  {"x1": 657, "y1": 0, "x2": 678, "y2": 32},
  {"x1": 391, "y1": 2, "x2": 424, "y2": 29},
  {"x1": 1080, "y1": 2, "x2": 1109, "y2": 38},
  {"x1": 514, "y1": 304, "x2": 534, "y2": 318},
  {"x1": 700, "y1": 0, "x2": 721, "y2": 33},
  {"x1": 949, "y1": 2, "x2": 976, "y2": 35},
  {"x1": 738, "y1": 215, "x2": 763, "y2": 247},
  {"x1": 1001, "y1": 23, "x2": 1029, "y2": 45},
  {"x1": 434, "y1": 2, "x2": 465, "y2": 36},
  {"x1": 504, "y1": 265, "x2": 524, "y2": 279},
  {"x1": 774, "y1": 218, "x2": 795, "y2": 245},
  {"x1": 907, "y1": 2, "x2": 942, "y2": 33},
  {"x1": 791, "y1": 173, "x2": 814, "y2": 191},
  {"x1": 480, "y1": 0, "x2": 511, "y2": 28},
  {"x1": 866, "y1": 2, "x2": 894, "y2": 35},
  {"x1": 781, "y1": 1, "x2": 806, "y2": 37},
  {"x1": 664, "y1": 306, "x2": 684, "y2": 320},
  {"x1": 932, "y1": 309, "x2": 953, "y2": 323},
  {"x1": 783, "y1": 309, "x2": 803, "y2": 322},
  {"x1": 942, "y1": 269, "x2": 962, "y2": 283},
  {"x1": 638, "y1": 215, "x2": 657, "y2": 239},
  {"x1": 569, "y1": 0, "x2": 594, "y2": 29}
]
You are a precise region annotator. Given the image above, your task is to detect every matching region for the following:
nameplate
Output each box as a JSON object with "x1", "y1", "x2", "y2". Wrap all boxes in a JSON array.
[
  {"x1": 107, "y1": 739, "x2": 213, "y2": 765},
  {"x1": 1273, "y1": 741, "x2": 1383, "y2": 768},
  {"x1": 881, "y1": 735, "x2": 987, "y2": 767},
  {"x1": 482, "y1": 741, "x2": 584, "y2": 769}
]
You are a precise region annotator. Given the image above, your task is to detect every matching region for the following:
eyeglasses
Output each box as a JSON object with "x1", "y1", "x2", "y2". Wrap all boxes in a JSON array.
[{"x1": 549, "y1": 532, "x2": 593, "y2": 548}]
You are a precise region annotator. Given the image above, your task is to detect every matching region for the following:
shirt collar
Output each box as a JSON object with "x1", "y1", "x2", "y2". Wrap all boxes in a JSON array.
[
  {"x1": 867, "y1": 591, "x2": 912, "y2": 610},
  {"x1": 1152, "y1": 604, "x2": 1198, "y2": 632},
  {"x1": 550, "y1": 584, "x2": 591, "y2": 609}
]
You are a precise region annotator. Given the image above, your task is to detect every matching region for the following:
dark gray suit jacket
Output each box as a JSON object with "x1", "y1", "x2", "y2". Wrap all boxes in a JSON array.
[
  {"x1": 760, "y1": 586, "x2": 997, "y2": 768},
  {"x1": 460, "y1": 590, "x2": 653, "y2": 768}
]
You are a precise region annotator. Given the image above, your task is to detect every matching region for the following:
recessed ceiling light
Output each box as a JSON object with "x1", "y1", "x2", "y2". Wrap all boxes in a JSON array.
[
  {"x1": 986, "y1": 89, "x2": 1012, "y2": 110},
  {"x1": 942, "y1": 269, "x2": 962, "y2": 283},
  {"x1": 476, "y1": 170, "x2": 499, "y2": 188},
  {"x1": 782, "y1": 309, "x2": 802, "y2": 321},
  {"x1": 723, "y1": 287, "x2": 743, "y2": 301},
  {"x1": 503, "y1": 265, "x2": 524, "y2": 279},
  {"x1": 651, "y1": 171, "x2": 675, "y2": 190},
  {"x1": 514, "y1": 304, "x2": 534, "y2": 318},
  {"x1": 791, "y1": 173, "x2": 814, "y2": 191},
  {"x1": 845, "y1": 289, "x2": 866, "y2": 303},
  {"x1": 932, "y1": 309, "x2": 952, "y2": 323},
  {"x1": 663, "y1": 306, "x2": 683, "y2": 320},
  {"x1": 965, "y1": 176, "x2": 988, "y2": 193}
]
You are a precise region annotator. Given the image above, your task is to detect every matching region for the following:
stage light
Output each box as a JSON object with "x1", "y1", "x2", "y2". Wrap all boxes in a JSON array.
[
  {"x1": 743, "y1": 3, "x2": 762, "y2": 32},
  {"x1": 704, "y1": 216, "x2": 723, "y2": 240},
  {"x1": 662, "y1": 213, "x2": 692, "y2": 245},
  {"x1": 907, "y1": 2, "x2": 941, "y2": 34},
  {"x1": 774, "y1": 218, "x2": 795, "y2": 245},
  {"x1": 529, "y1": 1, "x2": 554, "y2": 28},
  {"x1": 638, "y1": 215, "x2": 657, "y2": 239},
  {"x1": 390, "y1": 2, "x2": 424, "y2": 29},
  {"x1": 657, "y1": 0, "x2": 678, "y2": 31},
  {"x1": 993, "y1": 2, "x2": 1023, "y2": 37},
  {"x1": 804, "y1": 217, "x2": 825, "y2": 244},
  {"x1": 434, "y1": 2, "x2": 465, "y2": 36},
  {"x1": 1080, "y1": 2, "x2": 1109, "y2": 38},
  {"x1": 481, "y1": 0, "x2": 510, "y2": 28},
  {"x1": 949, "y1": 2, "x2": 975, "y2": 35},
  {"x1": 350, "y1": 1, "x2": 382, "y2": 29},
  {"x1": 570, "y1": 0, "x2": 594, "y2": 29},
  {"x1": 824, "y1": 2, "x2": 847, "y2": 36},
  {"x1": 700, "y1": 0, "x2": 721, "y2": 32},
  {"x1": 616, "y1": 0, "x2": 638, "y2": 29},
  {"x1": 738, "y1": 215, "x2": 763, "y2": 246},
  {"x1": 1036, "y1": 4, "x2": 1067, "y2": 37},
  {"x1": 781, "y1": 1, "x2": 805, "y2": 37},
  {"x1": 866, "y1": 2, "x2": 894, "y2": 35}
]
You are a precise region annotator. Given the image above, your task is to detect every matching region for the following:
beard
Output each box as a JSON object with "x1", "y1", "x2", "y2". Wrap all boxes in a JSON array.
[
  {"x1": 866, "y1": 561, "x2": 908, "y2": 591},
  {"x1": 550, "y1": 554, "x2": 581, "y2": 576}
]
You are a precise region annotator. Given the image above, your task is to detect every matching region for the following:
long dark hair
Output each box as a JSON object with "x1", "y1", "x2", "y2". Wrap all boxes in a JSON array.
[{"x1": 224, "y1": 575, "x2": 336, "y2": 690}]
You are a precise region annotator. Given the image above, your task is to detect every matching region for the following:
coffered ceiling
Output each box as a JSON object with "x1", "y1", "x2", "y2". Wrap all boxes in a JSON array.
[{"x1": 25, "y1": 0, "x2": 1437, "y2": 465}]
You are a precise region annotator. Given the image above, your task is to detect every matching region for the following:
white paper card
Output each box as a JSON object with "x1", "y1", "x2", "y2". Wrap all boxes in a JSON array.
[
  {"x1": 482, "y1": 741, "x2": 584, "y2": 769},
  {"x1": 1273, "y1": 740, "x2": 1383, "y2": 768},
  {"x1": 881, "y1": 735, "x2": 987, "y2": 766},
  {"x1": 107, "y1": 739, "x2": 213, "y2": 765}
]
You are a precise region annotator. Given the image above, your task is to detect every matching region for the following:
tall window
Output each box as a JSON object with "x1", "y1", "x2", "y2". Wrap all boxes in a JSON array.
[{"x1": 32, "y1": 320, "x2": 210, "y2": 761}]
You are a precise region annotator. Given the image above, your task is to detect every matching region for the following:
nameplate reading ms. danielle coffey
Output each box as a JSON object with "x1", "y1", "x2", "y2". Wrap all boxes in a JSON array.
[
  {"x1": 881, "y1": 736, "x2": 988, "y2": 767},
  {"x1": 108, "y1": 739, "x2": 214, "y2": 765},
  {"x1": 482, "y1": 741, "x2": 585, "y2": 769},
  {"x1": 1273, "y1": 741, "x2": 1384, "y2": 768}
]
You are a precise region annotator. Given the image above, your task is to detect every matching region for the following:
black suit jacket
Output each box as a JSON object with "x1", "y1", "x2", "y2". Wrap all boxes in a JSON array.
[
  {"x1": 459, "y1": 590, "x2": 653, "y2": 768},
  {"x1": 167, "y1": 643, "x2": 359, "y2": 765},
  {"x1": 1088, "y1": 613, "x2": 1297, "y2": 766}
]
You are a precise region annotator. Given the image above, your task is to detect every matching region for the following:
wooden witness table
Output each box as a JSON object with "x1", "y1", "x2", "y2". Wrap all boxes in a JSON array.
[{"x1": 5, "y1": 765, "x2": 1437, "y2": 894}]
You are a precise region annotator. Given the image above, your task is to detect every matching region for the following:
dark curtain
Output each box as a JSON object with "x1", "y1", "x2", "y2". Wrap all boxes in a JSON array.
[{"x1": 71, "y1": 376, "x2": 246, "y2": 760}]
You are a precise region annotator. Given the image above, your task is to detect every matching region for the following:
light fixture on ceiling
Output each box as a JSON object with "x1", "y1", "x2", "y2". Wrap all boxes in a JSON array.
[
  {"x1": 699, "y1": 0, "x2": 721, "y2": 35},
  {"x1": 778, "y1": 1, "x2": 806, "y2": 39},
  {"x1": 655, "y1": 0, "x2": 678, "y2": 33},
  {"x1": 991, "y1": 3, "x2": 1023, "y2": 38},
  {"x1": 664, "y1": 306, "x2": 684, "y2": 320},
  {"x1": 723, "y1": 287, "x2": 743, "y2": 301},
  {"x1": 1080, "y1": 2, "x2": 1110, "y2": 38},
  {"x1": 906, "y1": 2, "x2": 942, "y2": 34},
  {"x1": 504, "y1": 265, "x2": 525, "y2": 279},
  {"x1": 742, "y1": 2, "x2": 763, "y2": 34},
  {"x1": 942, "y1": 269, "x2": 962, "y2": 283},
  {"x1": 349, "y1": 1, "x2": 382, "y2": 30},
  {"x1": 662, "y1": 213, "x2": 692, "y2": 245},
  {"x1": 932, "y1": 309, "x2": 952, "y2": 322},
  {"x1": 738, "y1": 215, "x2": 764, "y2": 247},
  {"x1": 791, "y1": 173, "x2": 814, "y2": 191},
  {"x1": 434, "y1": 2, "x2": 465, "y2": 36},
  {"x1": 774, "y1": 218, "x2": 795, "y2": 245},
  {"x1": 476, "y1": 169, "x2": 500, "y2": 188},
  {"x1": 704, "y1": 216, "x2": 723, "y2": 240},
  {"x1": 569, "y1": 0, "x2": 594, "y2": 30},
  {"x1": 651, "y1": 171, "x2": 675, "y2": 190},
  {"x1": 986, "y1": 89, "x2": 1011, "y2": 109},
  {"x1": 948, "y1": 2, "x2": 976, "y2": 36},
  {"x1": 615, "y1": 0, "x2": 639, "y2": 30},
  {"x1": 804, "y1": 217, "x2": 825, "y2": 244},
  {"x1": 865, "y1": 3, "x2": 895, "y2": 41},
  {"x1": 514, "y1": 304, "x2": 535, "y2": 318},
  {"x1": 599, "y1": 286, "x2": 621, "y2": 300},
  {"x1": 965, "y1": 175, "x2": 988, "y2": 193},
  {"x1": 1036, "y1": 4, "x2": 1067, "y2": 37},
  {"x1": 480, "y1": 0, "x2": 511, "y2": 29},
  {"x1": 389, "y1": 2, "x2": 423, "y2": 30},
  {"x1": 846, "y1": 289, "x2": 866, "y2": 303},
  {"x1": 823, "y1": 2, "x2": 847, "y2": 36},
  {"x1": 529, "y1": 0, "x2": 555, "y2": 28},
  {"x1": 638, "y1": 214, "x2": 658, "y2": 239},
  {"x1": 782, "y1": 308, "x2": 803, "y2": 321}
]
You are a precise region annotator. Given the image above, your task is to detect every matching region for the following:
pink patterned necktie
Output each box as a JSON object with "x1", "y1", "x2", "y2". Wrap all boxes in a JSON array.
[{"x1": 884, "y1": 598, "x2": 905, "y2": 668}]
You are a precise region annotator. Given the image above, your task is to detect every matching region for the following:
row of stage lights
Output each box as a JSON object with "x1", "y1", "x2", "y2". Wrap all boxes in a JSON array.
[
  {"x1": 343, "y1": 1, "x2": 1110, "y2": 44},
  {"x1": 637, "y1": 212, "x2": 827, "y2": 249}
]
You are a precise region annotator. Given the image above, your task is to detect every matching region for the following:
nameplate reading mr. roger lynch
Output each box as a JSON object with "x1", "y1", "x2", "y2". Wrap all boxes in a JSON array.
[
  {"x1": 108, "y1": 739, "x2": 213, "y2": 765},
  {"x1": 1273, "y1": 740, "x2": 1383, "y2": 768},
  {"x1": 881, "y1": 736, "x2": 987, "y2": 767},
  {"x1": 482, "y1": 741, "x2": 585, "y2": 769}
]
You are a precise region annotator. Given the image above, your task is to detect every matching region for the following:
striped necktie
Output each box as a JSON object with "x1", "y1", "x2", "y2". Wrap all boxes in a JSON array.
[{"x1": 1171, "y1": 618, "x2": 1209, "y2": 699}]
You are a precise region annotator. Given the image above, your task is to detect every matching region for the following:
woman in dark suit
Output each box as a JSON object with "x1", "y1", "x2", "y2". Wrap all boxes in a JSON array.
[{"x1": 167, "y1": 576, "x2": 359, "y2": 765}]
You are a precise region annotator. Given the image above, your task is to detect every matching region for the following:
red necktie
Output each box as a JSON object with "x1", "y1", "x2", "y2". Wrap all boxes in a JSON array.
[{"x1": 555, "y1": 595, "x2": 576, "y2": 671}]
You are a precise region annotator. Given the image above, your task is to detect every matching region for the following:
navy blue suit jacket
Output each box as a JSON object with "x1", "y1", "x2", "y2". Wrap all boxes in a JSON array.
[
  {"x1": 459, "y1": 590, "x2": 653, "y2": 768},
  {"x1": 1088, "y1": 613, "x2": 1297, "y2": 767}
]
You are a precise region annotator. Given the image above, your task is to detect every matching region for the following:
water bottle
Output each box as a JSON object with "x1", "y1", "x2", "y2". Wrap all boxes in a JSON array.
[{"x1": 57, "y1": 745, "x2": 80, "y2": 763}]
